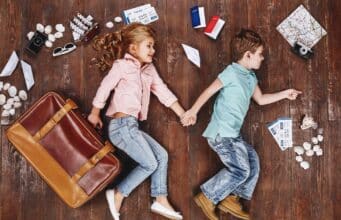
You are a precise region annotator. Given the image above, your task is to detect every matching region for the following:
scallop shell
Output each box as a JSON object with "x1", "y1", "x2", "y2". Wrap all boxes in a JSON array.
[
  {"x1": 36, "y1": 23, "x2": 45, "y2": 33},
  {"x1": 0, "y1": 94, "x2": 6, "y2": 105},
  {"x1": 311, "y1": 137, "x2": 318, "y2": 144},
  {"x1": 303, "y1": 142, "x2": 312, "y2": 151},
  {"x1": 27, "y1": 31, "x2": 35, "y2": 40},
  {"x1": 44, "y1": 25, "x2": 52, "y2": 34},
  {"x1": 316, "y1": 148, "x2": 323, "y2": 156},
  {"x1": 18, "y1": 90, "x2": 28, "y2": 101},
  {"x1": 312, "y1": 145, "x2": 320, "y2": 152},
  {"x1": 55, "y1": 24, "x2": 65, "y2": 32},
  {"x1": 294, "y1": 146, "x2": 304, "y2": 155},
  {"x1": 45, "y1": 40, "x2": 53, "y2": 48},
  {"x1": 48, "y1": 34, "x2": 56, "y2": 42},
  {"x1": 54, "y1": 32, "x2": 63, "y2": 39},
  {"x1": 300, "y1": 161, "x2": 310, "y2": 169},
  {"x1": 305, "y1": 149, "x2": 314, "y2": 157},
  {"x1": 8, "y1": 86, "x2": 17, "y2": 97},
  {"x1": 295, "y1": 156, "x2": 303, "y2": 162}
]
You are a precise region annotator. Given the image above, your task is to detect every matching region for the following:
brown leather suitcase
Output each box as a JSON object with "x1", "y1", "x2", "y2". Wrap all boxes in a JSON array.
[{"x1": 6, "y1": 91, "x2": 121, "y2": 208}]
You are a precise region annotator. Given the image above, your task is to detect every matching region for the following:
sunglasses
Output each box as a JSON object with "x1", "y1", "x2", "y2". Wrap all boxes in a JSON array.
[{"x1": 52, "y1": 43, "x2": 77, "y2": 57}]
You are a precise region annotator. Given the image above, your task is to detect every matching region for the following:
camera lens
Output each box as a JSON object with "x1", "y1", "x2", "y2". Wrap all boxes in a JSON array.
[{"x1": 34, "y1": 37, "x2": 43, "y2": 46}]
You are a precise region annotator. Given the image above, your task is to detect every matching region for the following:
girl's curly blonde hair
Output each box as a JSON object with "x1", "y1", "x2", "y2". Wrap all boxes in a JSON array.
[{"x1": 92, "y1": 23, "x2": 156, "y2": 71}]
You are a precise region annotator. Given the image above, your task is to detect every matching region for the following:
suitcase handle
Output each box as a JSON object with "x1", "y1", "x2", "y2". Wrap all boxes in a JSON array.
[{"x1": 71, "y1": 141, "x2": 115, "y2": 182}]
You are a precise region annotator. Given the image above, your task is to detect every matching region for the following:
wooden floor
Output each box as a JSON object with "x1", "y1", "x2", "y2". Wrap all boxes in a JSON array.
[{"x1": 1, "y1": 0, "x2": 340, "y2": 219}]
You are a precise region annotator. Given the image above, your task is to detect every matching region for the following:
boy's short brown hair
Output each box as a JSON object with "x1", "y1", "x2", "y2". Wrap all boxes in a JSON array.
[{"x1": 231, "y1": 29, "x2": 265, "y2": 61}]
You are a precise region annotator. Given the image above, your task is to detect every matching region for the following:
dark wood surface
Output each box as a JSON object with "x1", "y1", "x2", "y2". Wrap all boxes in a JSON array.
[{"x1": 1, "y1": 1, "x2": 340, "y2": 219}]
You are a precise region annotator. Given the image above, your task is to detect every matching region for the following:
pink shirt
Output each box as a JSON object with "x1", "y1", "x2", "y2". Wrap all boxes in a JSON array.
[{"x1": 92, "y1": 53, "x2": 178, "y2": 121}]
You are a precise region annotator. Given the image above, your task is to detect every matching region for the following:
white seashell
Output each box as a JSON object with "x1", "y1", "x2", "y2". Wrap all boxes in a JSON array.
[
  {"x1": 9, "y1": 108, "x2": 15, "y2": 116},
  {"x1": 312, "y1": 145, "x2": 320, "y2": 152},
  {"x1": 13, "y1": 96, "x2": 20, "y2": 102},
  {"x1": 0, "y1": 94, "x2": 6, "y2": 105},
  {"x1": 3, "y1": 103, "x2": 12, "y2": 110},
  {"x1": 72, "y1": 32, "x2": 80, "y2": 41},
  {"x1": 3, "y1": 83, "x2": 11, "y2": 90},
  {"x1": 6, "y1": 98, "x2": 14, "y2": 105},
  {"x1": 13, "y1": 101, "x2": 22, "y2": 108},
  {"x1": 294, "y1": 146, "x2": 304, "y2": 155},
  {"x1": 317, "y1": 128, "x2": 324, "y2": 135},
  {"x1": 317, "y1": 134, "x2": 323, "y2": 142},
  {"x1": 311, "y1": 137, "x2": 318, "y2": 144},
  {"x1": 18, "y1": 90, "x2": 28, "y2": 101},
  {"x1": 300, "y1": 161, "x2": 310, "y2": 169},
  {"x1": 44, "y1": 25, "x2": 52, "y2": 34},
  {"x1": 316, "y1": 148, "x2": 323, "y2": 156},
  {"x1": 295, "y1": 156, "x2": 303, "y2": 162},
  {"x1": 303, "y1": 142, "x2": 312, "y2": 151},
  {"x1": 45, "y1": 40, "x2": 53, "y2": 48},
  {"x1": 27, "y1": 31, "x2": 35, "y2": 40},
  {"x1": 8, "y1": 86, "x2": 17, "y2": 97},
  {"x1": 48, "y1": 34, "x2": 56, "y2": 42},
  {"x1": 114, "y1": 16, "x2": 122, "y2": 23},
  {"x1": 1, "y1": 109, "x2": 10, "y2": 117},
  {"x1": 54, "y1": 32, "x2": 63, "y2": 38},
  {"x1": 305, "y1": 149, "x2": 314, "y2": 157},
  {"x1": 55, "y1": 24, "x2": 65, "y2": 32},
  {"x1": 105, "y1": 21, "x2": 114, "y2": 28},
  {"x1": 36, "y1": 23, "x2": 45, "y2": 33}
]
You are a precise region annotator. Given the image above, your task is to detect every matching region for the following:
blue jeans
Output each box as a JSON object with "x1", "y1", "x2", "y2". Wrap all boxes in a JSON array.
[
  {"x1": 108, "y1": 116, "x2": 168, "y2": 197},
  {"x1": 200, "y1": 134, "x2": 260, "y2": 205}
]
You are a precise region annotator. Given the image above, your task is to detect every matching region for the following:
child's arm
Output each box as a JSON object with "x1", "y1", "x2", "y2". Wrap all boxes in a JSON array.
[
  {"x1": 88, "y1": 107, "x2": 103, "y2": 128},
  {"x1": 181, "y1": 78, "x2": 223, "y2": 126},
  {"x1": 169, "y1": 101, "x2": 186, "y2": 118},
  {"x1": 252, "y1": 85, "x2": 302, "y2": 105}
]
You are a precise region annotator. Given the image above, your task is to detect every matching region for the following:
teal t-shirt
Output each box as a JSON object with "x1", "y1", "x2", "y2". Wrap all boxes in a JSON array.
[{"x1": 202, "y1": 62, "x2": 258, "y2": 138}]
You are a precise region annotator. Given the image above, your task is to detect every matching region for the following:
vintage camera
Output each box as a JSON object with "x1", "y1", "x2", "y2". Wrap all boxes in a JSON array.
[
  {"x1": 292, "y1": 41, "x2": 313, "y2": 59},
  {"x1": 25, "y1": 31, "x2": 48, "y2": 55}
]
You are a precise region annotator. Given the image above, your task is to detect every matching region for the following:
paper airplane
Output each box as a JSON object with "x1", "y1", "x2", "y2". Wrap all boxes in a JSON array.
[
  {"x1": 181, "y1": 44, "x2": 200, "y2": 68},
  {"x1": 21, "y1": 60, "x2": 35, "y2": 91}
]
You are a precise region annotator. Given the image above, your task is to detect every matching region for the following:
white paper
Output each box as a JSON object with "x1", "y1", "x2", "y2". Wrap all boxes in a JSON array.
[
  {"x1": 181, "y1": 44, "x2": 200, "y2": 68},
  {"x1": 267, "y1": 117, "x2": 293, "y2": 151},
  {"x1": 20, "y1": 60, "x2": 35, "y2": 91},
  {"x1": 276, "y1": 4, "x2": 327, "y2": 48},
  {"x1": 0, "y1": 51, "x2": 19, "y2": 77}
]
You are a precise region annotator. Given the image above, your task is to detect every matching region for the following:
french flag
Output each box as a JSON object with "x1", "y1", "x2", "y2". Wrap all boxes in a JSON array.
[{"x1": 204, "y1": 16, "x2": 225, "y2": 39}]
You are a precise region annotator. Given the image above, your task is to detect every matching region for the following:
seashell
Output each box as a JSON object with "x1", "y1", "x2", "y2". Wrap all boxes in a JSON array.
[
  {"x1": 13, "y1": 101, "x2": 22, "y2": 108},
  {"x1": 316, "y1": 148, "x2": 323, "y2": 156},
  {"x1": 8, "y1": 86, "x2": 17, "y2": 97},
  {"x1": 303, "y1": 142, "x2": 312, "y2": 151},
  {"x1": 311, "y1": 137, "x2": 318, "y2": 144},
  {"x1": 55, "y1": 24, "x2": 65, "y2": 32},
  {"x1": 3, "y1": 83, "x2": 11, "y2": 90},
  {"x1": 36, "y1": 23, "x2": 45, "y2": 33},
  {"x1": 13, "y1": 96, "x2": 20, "y2": 102},
  {"x1": 45, "y1": 40, "x2": 53, "y2": 48},
  {"x1": 18, "y1": 90, "x2": 28, "y2": 101},
  {"x1": 317, "y1": 134, "x2": 323, "y2": 142},
  {"x1": 317, "y1": 128, "x2": 324, "y2": 135},
  {"x1": 9, "y1": 108, "x2": 15, "y2": 116},
  {"x1": 300, "y1": 115, "x2": 318, "y2": 130},
  {"x1": 295, "y1": 156, "x2": 303, "y2": 162},
  {"x1": 294, "y1": 146, "x2": 304, "y2": 155},
  {"x1": 72, "y1": 32, "x2": 80, "y2": 41},
  {"x1": 114, "y1": 16, "x2": 122, "y2": 23},
  {"x1": 300, "y1": 161, "x2": 310, "y2": 169},
  {"x1": 105, "y1": 21, "x2": 114, "y2": 28},
  {"x1": 44, "y1": 25, "x2": 52, "y2": 34},
  {"x1": 54, "y1": 32, "x2": 63, "y2": 38},
  {"x1": 3, "y1": 103, "x2": 12, "y2": 110},
  {"x1": 312, "y1": 145, "x2": 320, "y2": 152},
  {"x1": 6, "y1": 98, "x2": 14, "y2": 105},
  {"x1": 305, "y1": 149, "x2": 314, "y2": 157},
  {"x1": 1, "y1": 109, "x2": 10, "y2": 117},
  {"x1": 48, "y1": 34, "x2": 56, "y2": 42},
  {"x1": 27, "y1": 31, "x2": 35, "y2": 40},
  {"x1": 0, "y1": 94, "x2": 6, "y2": 105}
]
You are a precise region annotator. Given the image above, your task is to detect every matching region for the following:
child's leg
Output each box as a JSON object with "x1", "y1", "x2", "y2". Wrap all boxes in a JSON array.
[
  {"x1": 232, "y1": 140, "x2": 260, "y2": 200},
  {"x1": 200, "y1": 135, "x2": 251, "y2": 205}
]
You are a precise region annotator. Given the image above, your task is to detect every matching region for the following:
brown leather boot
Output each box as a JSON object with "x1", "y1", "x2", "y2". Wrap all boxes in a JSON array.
[
  {"x1": 194, "y1": 192, "x2": 219, "y2": 220},
  {"x1": 217, "y1": 195, "x2": 250, "y2": 220}
]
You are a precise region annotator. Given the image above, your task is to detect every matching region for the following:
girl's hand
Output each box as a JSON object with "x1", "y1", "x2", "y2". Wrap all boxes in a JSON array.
[
  {"x1": 181, "y1": 109, "x2": 197, "y2": 126},
  {"x1": 87, "y1": 113, "x2": 103, "y2": 129},
  {"x1": 283, "y1": 89, "x2": 302, "y2": 100}
]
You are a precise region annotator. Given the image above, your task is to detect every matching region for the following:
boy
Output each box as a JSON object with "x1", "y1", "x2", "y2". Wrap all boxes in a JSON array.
[{"x1": 181, "y1": 29, "x2": 302, "y2": 220}]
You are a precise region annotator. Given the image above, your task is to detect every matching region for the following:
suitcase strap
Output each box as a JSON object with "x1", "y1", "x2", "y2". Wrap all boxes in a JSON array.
[
  {"x1": 33, "y1": 99, "x2": 78, "y2": 141},
  {"x1": 71, "y1": 141, "x2": 115, "y2": 183}
]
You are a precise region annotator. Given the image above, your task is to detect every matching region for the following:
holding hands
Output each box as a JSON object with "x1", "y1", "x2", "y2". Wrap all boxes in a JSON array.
[{"x1": 181, "y1": 109, "x2": 197, "y2": 126}]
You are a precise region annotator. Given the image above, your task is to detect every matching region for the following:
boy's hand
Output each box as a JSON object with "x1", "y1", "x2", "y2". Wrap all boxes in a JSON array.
[
  {"x1": 87, "y1": 113, "x2": 103, "y2": 129},
  {"x1": 283, "y1": 89, "x2": 302, "y2": 100},
  {"x1": 181, "y1": 109, "x2": 197, "y2": 126}
]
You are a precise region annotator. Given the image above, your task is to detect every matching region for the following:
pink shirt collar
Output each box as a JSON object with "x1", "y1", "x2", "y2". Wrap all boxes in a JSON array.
[{"x1": 123, "y1": 53, "x2": 152, "y2": 71}]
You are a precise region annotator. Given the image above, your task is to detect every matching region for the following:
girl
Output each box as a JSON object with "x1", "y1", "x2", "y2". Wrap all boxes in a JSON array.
[{"x1": 88, "y1": 23, "x2": 184, "y2": 220}]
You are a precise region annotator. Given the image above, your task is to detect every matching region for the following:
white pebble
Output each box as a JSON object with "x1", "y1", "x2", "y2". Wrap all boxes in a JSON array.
[
  {"x1": 294, "y1": 146, "x2": 304, "y2": 155},
  {"x1": 27, "y1": 31, "x2": 35, "y2": 40},
  {"x1": 303, "y1": 142, "x2": 312, "y2": 151},
  {"x1": 45, "y1": 40, "x2": 53, "y2": 48},
  {"x1": 8, "y1": 108, "x2": 15, "y2": 116},
  {"x1": 8, "y1": 86, "x2": 17, "y2": 97},
  {"x1": 54, "y1": 32, "x2": 63, "y2": 39},
  {"x1": 36, "y1": 23, "x2": 45, "y2": 33},
  {"x1": 305, "y1": 149, "x2": 314, "y2": 157},
  {"x1": 48, "y1": 34, "x2": 56, "y2": 42},
  {"x1": 312, "y1": 145, "x2": 320, "y2": 152},
  {"x1": 55, "y1": 24, "x2": 65, "y2": 32},
  {"x1": 106, "y1": 21, "x2": 114, "y2": 28},
  {"x1": 3, "y1": 103, "x2": 12, "y2": 110},
  {"x1": 114, "y1": 16, "x2": 122, "y2": 23},
  {"x1": 317, "y1": 134, "x2": 323, "y2": 142},
  {"x1": 316, "y1": 148, "x2": 323, "y2": 156},
  {"x1": 295, "y1": 155, "x2": 303, "y2": 162},
  {"x1": 1, "y1": 109, "x2": 10, "y2": 117},
  {"x1": 0, "y1": 94, "x2": 6, "y2": 105},
  {"x1": 311, "y1": 137, "x2": 318, "y2": 144},
  {"x1": 300, "y1": 161, "x2": 310, "y2": 169},
  {"x1": 18, "y1": 90, "x2": 28, "y2": 101},
  {"x1": 3, "y1": 83, "x2": 11, "y2": 91},
  {"x1": 13, "y1": 101, "x2": 22, "y2": 108},
  {"x1": 44, "y1": 25, "x2": 52, "y2": 34}
]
